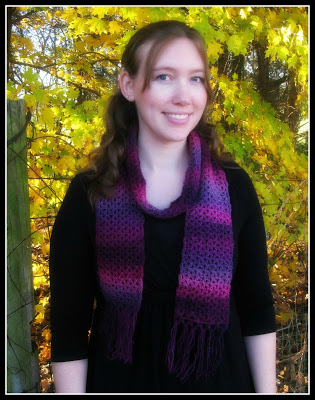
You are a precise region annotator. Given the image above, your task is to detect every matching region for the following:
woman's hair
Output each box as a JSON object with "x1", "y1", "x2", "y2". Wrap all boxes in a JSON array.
[{"x1": 85, "y1": 20, "x2": 232, "y2": 205}]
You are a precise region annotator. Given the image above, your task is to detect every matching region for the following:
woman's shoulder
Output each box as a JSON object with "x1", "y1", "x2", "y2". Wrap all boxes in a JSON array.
[
  {"x1": 59, "y1": 170, "x2": 94, "y2": 213},
  {"x1": 220, "y1": 161, "x2": 261, "y2": 212},
  {"x1": 220, "y1": 161, "x2": 253, "y2": 188},
  {"x1": 69, "y1": 169, "x2": 94, "y2": 192}
]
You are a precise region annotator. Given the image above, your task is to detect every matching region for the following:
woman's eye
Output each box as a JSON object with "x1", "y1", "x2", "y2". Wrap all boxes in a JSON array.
[
  {"x1": 156, "y1": 74, "x2": 170, "y2": 81},
  {"x1": 191, "y1": 76, "x2": 205, "y2": 83}
]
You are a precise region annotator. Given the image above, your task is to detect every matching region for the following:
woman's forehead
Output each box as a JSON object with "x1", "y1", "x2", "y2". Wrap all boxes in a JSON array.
[{"x1": 136, "y1": 37, "x2": 205, "y2": 73}]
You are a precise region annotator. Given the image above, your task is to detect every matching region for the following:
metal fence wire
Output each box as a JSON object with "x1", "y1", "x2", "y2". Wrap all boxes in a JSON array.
[{"x1": 276, "y1": 313, "x2": 308, "y2": 393}]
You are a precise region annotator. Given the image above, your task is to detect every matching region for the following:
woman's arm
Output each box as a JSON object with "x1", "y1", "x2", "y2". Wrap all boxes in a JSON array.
[
  {"x1": 52, "y1": 359, "x2": 88, "y2": 393},
  {"x1": 244, "y1": 332, "x2": 277, "y2": 393},
  {"x1": 228, "y1": 169, "x2": 277, "y2": 392}
]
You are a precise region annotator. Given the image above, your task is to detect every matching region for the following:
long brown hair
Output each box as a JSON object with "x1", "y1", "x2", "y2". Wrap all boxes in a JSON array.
[{"x1": 85, "y1": 20, "x2": 232, "y2": 205}]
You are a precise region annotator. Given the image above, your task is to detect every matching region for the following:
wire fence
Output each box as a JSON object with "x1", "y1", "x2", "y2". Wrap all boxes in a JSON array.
[{"x1": 276, "y1": 312, "x2": 308, "y2": 393}]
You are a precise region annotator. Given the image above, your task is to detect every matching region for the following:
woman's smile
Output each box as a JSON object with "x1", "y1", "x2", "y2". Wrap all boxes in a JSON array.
[{"x1": 163, "y1": 112, "x2": 191, "y2": 124}]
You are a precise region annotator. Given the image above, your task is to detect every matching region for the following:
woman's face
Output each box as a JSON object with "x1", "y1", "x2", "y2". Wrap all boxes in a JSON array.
[{"x1": 120, "y1": 37, "x2": 208, "y2": 145}]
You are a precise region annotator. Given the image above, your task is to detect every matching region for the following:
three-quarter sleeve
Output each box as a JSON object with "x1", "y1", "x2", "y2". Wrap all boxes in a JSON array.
[
  {"x1": 228, "y1": 168, "x2": 276, "y2": 336},
  {"x1": 49, "y1": 173, "x2": 96, "y2": 361}
]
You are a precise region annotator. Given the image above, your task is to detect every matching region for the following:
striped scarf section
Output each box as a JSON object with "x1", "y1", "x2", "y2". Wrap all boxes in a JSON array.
[{"x1": 95, "y1": 127, "x2": 234, "y2": 382}]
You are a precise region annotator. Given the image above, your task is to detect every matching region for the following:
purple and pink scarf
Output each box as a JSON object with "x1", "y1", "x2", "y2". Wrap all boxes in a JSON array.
[{"x1": 95, "y1": 127, "x2": 234, "y2": 382}]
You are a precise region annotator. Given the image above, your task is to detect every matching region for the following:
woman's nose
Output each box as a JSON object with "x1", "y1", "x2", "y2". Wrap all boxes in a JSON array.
[{"x1": 172, "y1": 81, "x2": 191, "y2": 105}]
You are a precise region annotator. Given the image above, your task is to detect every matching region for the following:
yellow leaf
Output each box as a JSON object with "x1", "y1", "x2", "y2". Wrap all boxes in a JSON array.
[
  {"x1": 39, "y1": 346, "x2": 51, "y2": 362},
  {"x1": 298, "y1": 64, "x2": 308, "y2": 83},
  {"x1": 88, "y1": 17, "x2": 107, "y2": 35},
  {"x1": 57, "y1": 155, "x2": 76, "y2": 172},
  {"x1": 108, "y1": 20, "x2": 124, "y2": 35},
  {"x1": 33, "y1": 275, "x2": 47, "y2": 290},
  {"x1": 77, "y1": 7, "x2": 90, "y2": 17},
  {"x1": 35, "y1": 304, "x2": 45, "y2": 314},
  {"x1": 269, "y1": 140, "x2": 278, "y2": 156},
  {"x1": 41, "y1": 242, "x2": 50, "y2": 256},
  {"x1": 76, "y1": 157, "x2": 89, "y2": 170},
  {"x1": 121, "y1": 7, "x2": 138, "y2": 23},
  {"x1": 19, "y1": 37, "x2": 34, "y2": 51},
  {"x1": 91, "y1": 6, "x2": 113, "y2": 19},
  {"x1": 207, "y1": 40, "x2": 224, "y2": 61},
  {"x1": 250, "y1": 16, "x2": 264, "y2": 33},
  {"x1": 70, "y1": 17, "x2": 88, "y2": 36},
  {"x1": 211, "y1": 108, "x2": 223, "y2": 123},
  {"x1": 267, "y1": 10, "x2": 279, "y2": 26},
  {"x1": 35, "y1": 304, "x2": 45, "y2": 321},
  {"x1": 42, "y1": 329, "x2": 52, "y2": 341},
  {"x1": 135, "y1": 8, "x2": 150, "y2": 28},
  {"x1": 75, "y1": 40, "x2": 87, "y2": 53},
  {"x1": 24, "y1": 93, "x2": 37, "y2": 110},
  {"x1": 40, "y1": 107, "x2": 55, "y2": 128},
  {"x1": 226, "y1": 8, "x2": 237, "y2": 19},
  {"x1": 267, "y1": 29, "x2": 281, "y2": 46},
  {"x1": 60, "y1": 7, "x2": 77, "y2": 25}
]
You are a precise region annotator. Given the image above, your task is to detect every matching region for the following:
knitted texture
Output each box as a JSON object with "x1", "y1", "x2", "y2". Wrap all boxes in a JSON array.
[{"x1": 96, "y1": 127, "x2": 234, "y2": 382}]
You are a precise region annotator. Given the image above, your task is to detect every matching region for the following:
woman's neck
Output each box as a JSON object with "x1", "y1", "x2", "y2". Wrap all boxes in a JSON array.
[
  {"x1": 136, "y1": 131, "x2": 191, "y2": 209},
  {"x1": 137, "y1": 131, "x2": 190, "y2": 174}
]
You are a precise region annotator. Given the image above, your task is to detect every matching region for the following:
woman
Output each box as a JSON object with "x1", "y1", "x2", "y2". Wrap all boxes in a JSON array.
[{"x1": 49, "y1": 20, "x2": 277, "y2": 393}]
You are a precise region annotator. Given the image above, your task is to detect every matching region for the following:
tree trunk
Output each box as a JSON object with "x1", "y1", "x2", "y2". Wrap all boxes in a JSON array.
[
  {"x1": 7, "y1": 99, "x2": 39, "y2": 393},
  {"x1": 286, "y1": 70, "x2": 299, "y2": 135},
  {"x1": 254, "y1": 39, "x2": 270, "y2": 102}
]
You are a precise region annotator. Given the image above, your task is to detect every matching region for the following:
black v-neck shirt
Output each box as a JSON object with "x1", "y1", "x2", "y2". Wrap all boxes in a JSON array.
[{"x1": 49, "y1": 164, "x2": 276, "y2": 393}]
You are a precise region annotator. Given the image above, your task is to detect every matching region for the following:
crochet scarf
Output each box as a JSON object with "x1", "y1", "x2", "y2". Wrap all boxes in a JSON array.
[{"x1": 95, "y1": 127, "x2": 234, "y2": 383}]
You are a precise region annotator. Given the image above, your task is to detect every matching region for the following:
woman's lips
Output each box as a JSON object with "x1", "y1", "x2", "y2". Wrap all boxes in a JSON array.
[{"x1": 163, "y1": 112, "x2": 191, "y2": 123}]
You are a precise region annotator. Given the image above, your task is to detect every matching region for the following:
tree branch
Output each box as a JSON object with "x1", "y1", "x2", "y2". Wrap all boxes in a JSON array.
[{"x1": 12, "y1": 60, "x2": 101, "y2": 97}]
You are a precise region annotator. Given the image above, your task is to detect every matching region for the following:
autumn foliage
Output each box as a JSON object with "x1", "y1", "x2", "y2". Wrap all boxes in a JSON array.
[{"x1": 7, "y1": 6, "x2": 308, "y2": 392}]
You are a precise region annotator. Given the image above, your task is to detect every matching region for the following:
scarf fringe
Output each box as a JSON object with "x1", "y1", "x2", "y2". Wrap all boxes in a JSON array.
[
  {"x1": 166, "y1": 318, "x2": 225, "y2": 383},
  {"x1": 101, "y1": 303, "x2": 138, "y2": 364}
]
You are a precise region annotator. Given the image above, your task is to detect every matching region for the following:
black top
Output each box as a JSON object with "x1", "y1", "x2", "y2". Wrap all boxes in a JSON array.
[{"x1": 49, "y1": 165, "x2": 276, "y2": 393}]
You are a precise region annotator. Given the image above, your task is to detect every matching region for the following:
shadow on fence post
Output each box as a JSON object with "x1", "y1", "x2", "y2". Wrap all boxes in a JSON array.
[{"x1": 7, "y1": 99, "x2": 39, "y2": 393}]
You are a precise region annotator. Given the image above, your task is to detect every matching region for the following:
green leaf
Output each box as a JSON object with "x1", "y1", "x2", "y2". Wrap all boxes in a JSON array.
[
  {"x1": 227, "y1": 34, "x2": 243, "y2": 55},
  {"x1": 288, "y1": 53, "x2": 298, "y2": 69},
  {"x1": 42, "y1": 166, "x2": 54, "y2": 177},
  {"x1": 40, "y1": 146, "x2": 52, "y2": 155},
  {"x1": 83, "y1": 100, "x2": 95, "y2": 111},
  {"x1": 298, "y1": 64, "x2": 308, "y2": 83},
  {"x1": 32, "y1": 230, "x2": 46, "y2": 245},
  {"x1": 226, "y1": 115, "x2": 235, "y2": 125},
  {"x1": 227, "y1": 31, "x2": 253, "y2": 56},
  {"x1": 67, "y1": 87, "x2": 79, "y2": 100},
  {"x1": 34, "y1": 88, "x2": 47, "y2": 103},
  {"x1": 277, "y1": 46, "x2": 290, "y2": 62},
  {"x1": 250, "y1": 15, "x2": 264, "y2": 33},
  {"x1": 23, "y1": 68, "x2": 39, "y2": 84}
]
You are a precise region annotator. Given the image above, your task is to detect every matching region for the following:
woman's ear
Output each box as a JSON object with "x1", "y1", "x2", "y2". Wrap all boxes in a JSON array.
[{"x1": 119, "y1": 70, "x2": 135, "y2": 102}]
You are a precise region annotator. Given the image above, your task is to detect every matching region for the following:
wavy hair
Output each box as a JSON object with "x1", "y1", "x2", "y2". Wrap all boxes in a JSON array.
[{"x1": 85, "y1": 20, "x2": 232, "y2": 205}]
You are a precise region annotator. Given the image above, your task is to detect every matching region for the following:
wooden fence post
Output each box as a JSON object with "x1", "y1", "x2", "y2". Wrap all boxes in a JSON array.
[{"x1": 7, "y1": 99, "x2": 39, "y2": 392}]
